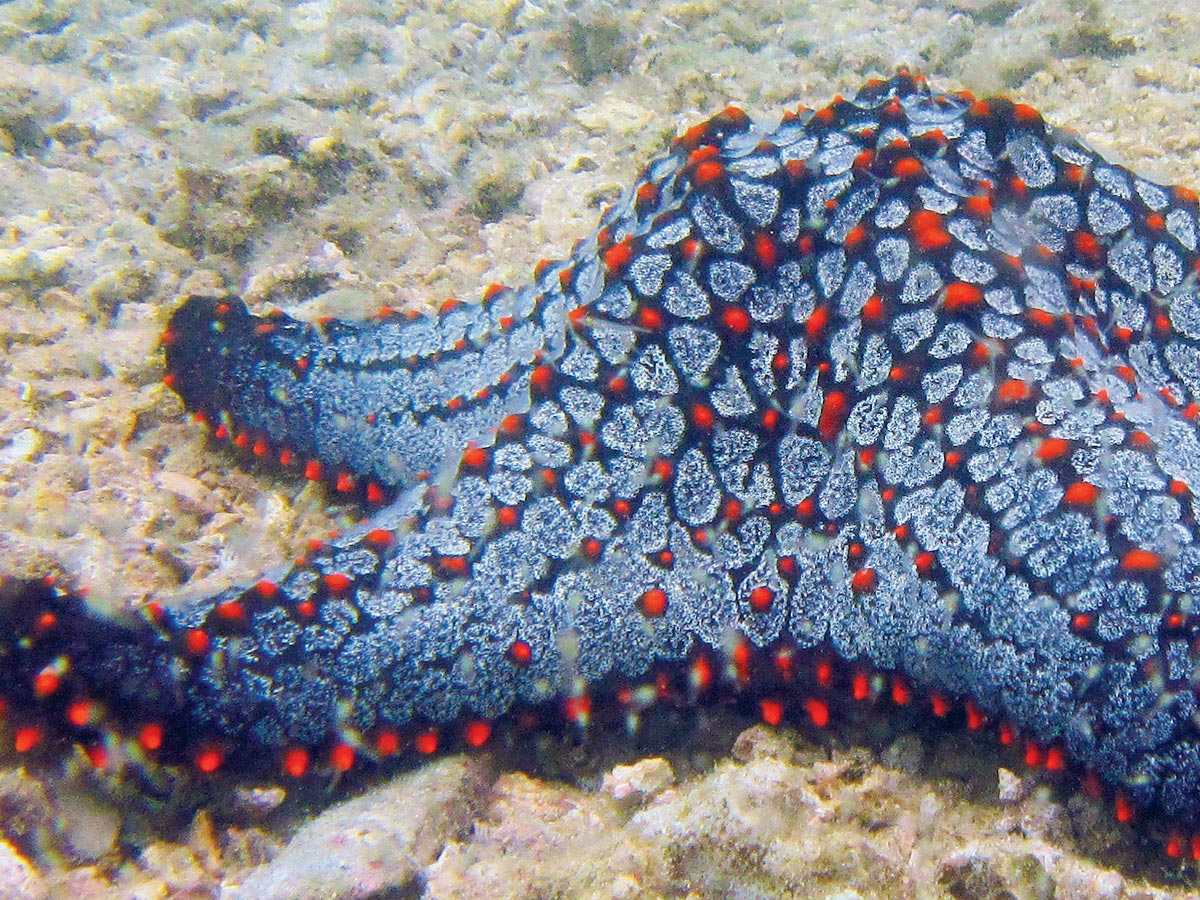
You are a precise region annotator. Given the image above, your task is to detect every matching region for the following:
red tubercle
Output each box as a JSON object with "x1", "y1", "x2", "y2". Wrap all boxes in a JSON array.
[
  {"x1": 464, "y1": 719, "x2": 492, "y2": 748},
  {"x1": 1045, "y1": 744, "x2": 1066, "y2": 772},
  {"x1": 1023, "y1": 739, "x2": 1043, "y2": 768},
  {"x1": 997, "y1": 379, "x2": 1031, "y2": 404},
  {"x1": 861, "y1": 295, "x2": 885, "y2": 324},
  {"x1": 965, "y1": 699, "x2": 985, "y2": 731},
  {"x1": 603, "y1": 238, "x2": 634, "y2": 274},
  {"x1": 84, "y1": 743, "x2": 111, "y2": 770},
  {"x1": 283, "y1": 746, "x2": 310, "y2": 777},
  {"x1": 963, "y1": 194, "x2": 992, "y2": 219},
  {"x1": 892, "y1": 157, "x2": 924, "y2": 180},
  {"x1": 215, "y1": 600, "x2": 246, "y2": 623},
  {"x1": 850, "y1": 568, "x2": 878, "y2": 594},
  {"x1": 748, "y1": 586, "x2": 774, "y2": 613},
  {"x1": 323, "y1": 572, "x2": 353, "y2": 593},
  {"x1": 692, "y1": 160, "x2": 726, "y2": 188},
  {"x1": 759, "y1": 698, "x2": 784, "y2": 726},
  {"x1": 818, "y1": 391, "x2": 850, "y2": 442},
  {"x1": 437, "y1": 556, "x2": 469, "y2": 577},
  {"x1": 330, "y1": 743, "x2": 356, "y2": 772},
  {"x1": 943, "y1": 282, "x2": 983, "y2": 311},
  {"x1": 1115, "y1": 792, "x2": 1135, "y2": 824},
  {"x1": 852, "y1": 149, "x2": 875, "y2": 172},
  {"x1": 461, "y1": 446, "x2": 489, "y2": 468},
  {"x1": 1035, "y1": 437, "x2": 1071, "y2": 461},
  {"x1": 14, "y1": 725, "x2": 42, "y2": 753},
  {"x1": 843, "y1": 224, "x2": 867, "y2": 252},
  {"x1": 375, "y1": 729, "x2": 401, "y2": 757},
  {"x1": 773, "y1": 647, "x2": 795, "y2": 681},
  {"x1": 194, "y1": 745, "x2": 225, "y2": 774},
  {"x1": 415, "y1": 729, "x2": 439, "y2": 758},
  {"x1": 637, "y1": 305, "x2": 664, "y2": 331},
  {"x1": 32, "y1": 667, "x2": 60, "y2": 699},
  {"x1": 721, "y1": 306, "x2": 752, "y2": 333},
  {"x1": 722, "y1": 498, "x2": 743, "y2": 522},
  {"x1": 690, "y1": 653, "x2": 714, "y2": 695},
  {"x1": 753, "y1": 232, "x2": 778, "y2": 271},
  {"x1": 1120, "y1": 549, "x2": 1163, "y2": 573},
  {"x1": 564, "y1": 692, "x2": 592, "y2": 727},
  {"x1": 1063, "y1": 481, "x2": 1099, "y2": 506},
  {"x1": 815, "y1": 657, "x2": 834, "y2": 689},
  {"x1": 33, "y1": 609, "x2": 58, "y2": 634},
  {"x1": 1025, "y1": 308, "x2": 1058, "y2": 331},
  {"x1": 913, "y1": 223, "x2": 951, "y2": 252},
  {"x1": 139, "y1": 722, "x2": 164, "y2": 752},
  {"x1": 634, "y1": 181, "x2": 660, "y2": 215},
  {"x1": 67, "y1": 699, "x2": 97, "y2": 728},
  {"x1": 530, "y1": 364, "x2": 555, "y2": 394},
  {"x1": 185, "y1": 628, "x2": 211, "y2": 656},
  {"x1": 804, "y1": 697, "x2": 830, "y2": 728},
  {"x1": 805, "y1": 306, "x2": 829, "y2": 340},
  {"x1": 930, "y1": 693, "x2": 950, "y2": 718},
  {"x1": 508, "y1": 639, "x2": 533, "y2": 667},
  {"x1": 1166, "y1": 833, "x2": 1184, "y2": 859},
  {"x1": 638, "y1": 588, "x2": 668, "y2": 618}
]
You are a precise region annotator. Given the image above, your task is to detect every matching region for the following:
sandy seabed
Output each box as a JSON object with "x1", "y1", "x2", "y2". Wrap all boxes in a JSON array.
[{"x1": 1, "y1": 0, "x2": 1200, "y2": 897}]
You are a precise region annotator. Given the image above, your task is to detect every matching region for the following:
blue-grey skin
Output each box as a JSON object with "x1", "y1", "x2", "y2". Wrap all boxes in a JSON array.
[{"x1": 4, "y1": 72, "x2": 1200, "y2": 833}]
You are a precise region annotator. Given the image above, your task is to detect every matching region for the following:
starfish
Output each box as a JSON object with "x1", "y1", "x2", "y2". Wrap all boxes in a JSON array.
[{"x1": 4, "y1": 70, "x2": 1200, "y2": 851}]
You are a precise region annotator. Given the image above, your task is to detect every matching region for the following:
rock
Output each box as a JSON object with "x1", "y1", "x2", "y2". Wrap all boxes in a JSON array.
[
  {"x1": 940, "y1": 850, "x2": 1055, "y2": 900},
  {"x1": 0, "y1": 839, "x2": 47, "y2": 900},
  {"x1": 224, "y1": 755, "x2": 491, "y2": 900},
  {"x1": 997, "y1": 767, "x2": 1027, "y2": 803},
  {"x1": 601, "y1": 758, "x2": 674, "y2": 804},
  {"x1": 54, "y1": 789, "x2": 120, "y2": 862},
  {"x1": 230, "y1": 785, "x2": 287, "y2": 820},
  {"x1": 730, "y1": 724, "x2": 796, "y2": 763},
  {"x1": 423, "y1": 770, "x2": 658, "y2": 900}
]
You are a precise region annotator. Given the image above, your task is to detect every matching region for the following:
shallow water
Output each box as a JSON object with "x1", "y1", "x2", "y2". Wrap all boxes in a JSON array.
[{"x1": 1, "y1": 1, "x2": 1200, "y2": 897}]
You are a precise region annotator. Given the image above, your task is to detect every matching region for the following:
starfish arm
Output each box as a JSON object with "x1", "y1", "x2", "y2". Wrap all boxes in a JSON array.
[{"x1": 163, "y1": 286, "x2": 570, "y2": 498}]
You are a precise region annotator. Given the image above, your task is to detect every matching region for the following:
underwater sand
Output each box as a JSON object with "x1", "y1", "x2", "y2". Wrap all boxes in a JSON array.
[{"x1": 2, "y1": 0, "x2": 1200, "y2": 897}]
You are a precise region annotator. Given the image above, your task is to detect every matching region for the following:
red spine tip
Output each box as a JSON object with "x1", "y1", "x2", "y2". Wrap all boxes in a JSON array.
[{"x1": 330, "y1": 743, "x2": 355, "y2": 772}]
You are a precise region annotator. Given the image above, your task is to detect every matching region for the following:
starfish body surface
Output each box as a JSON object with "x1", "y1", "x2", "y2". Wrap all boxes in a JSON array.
[{"x1": 4, "y1": 72, "x2": 1200, "y2": 839}]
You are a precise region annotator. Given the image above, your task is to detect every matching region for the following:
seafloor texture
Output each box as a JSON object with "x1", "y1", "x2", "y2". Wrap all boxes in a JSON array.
[{"x1": 2, "y1": 0, "x2": 1200, "y2": 898}]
